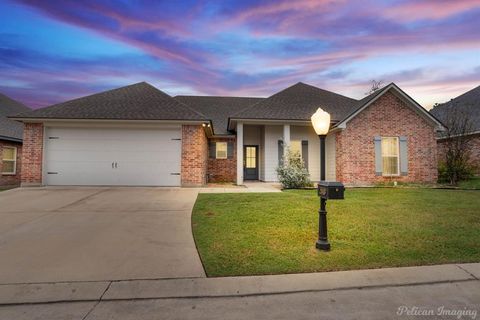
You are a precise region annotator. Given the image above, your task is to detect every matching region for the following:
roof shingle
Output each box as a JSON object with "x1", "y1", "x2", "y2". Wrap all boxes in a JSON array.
[
  {"x1": 0, "y1": 93, "x2": 30, "y2": 141},
  {"x1": 430, "y1": 85, "x2": 480, "y2": 134},
  {"x1": 174, "y1": 96, "x2": 264, "y2": 134},
  {"x1": 230, "y1": 82, "x2": 358, "y2": 122},
  {"x1": 12, "y1": 82, "x2": 207, "y2": 121}
]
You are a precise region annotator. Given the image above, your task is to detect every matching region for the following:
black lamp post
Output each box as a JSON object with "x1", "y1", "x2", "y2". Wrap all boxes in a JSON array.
[
  {"x1": 311, "y1": 109, "x2": 345, "y2": 251},
  {"x1": 316, "y1": 134, "x2": 330, "y2": 250}
]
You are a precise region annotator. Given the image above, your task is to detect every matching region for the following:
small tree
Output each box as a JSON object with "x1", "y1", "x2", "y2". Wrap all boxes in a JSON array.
[
  {"x1": 276, "y1": 148, "x2": 311, "y2": 189},
  {"x1": 437, "y1": 101, "x2": 475, "y2": 185},
  {"x1": 365, "y1": 80, "x2": 384, "y2": 95}
]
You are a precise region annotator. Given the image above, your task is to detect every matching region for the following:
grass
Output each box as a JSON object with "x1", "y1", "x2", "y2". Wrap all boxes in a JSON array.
[
  {"x1": 192, "y1": 188, "x2": 480, "y2": 277},
  {"x1": 458, "y1": 177, "x2": 480, "y2": 189}
]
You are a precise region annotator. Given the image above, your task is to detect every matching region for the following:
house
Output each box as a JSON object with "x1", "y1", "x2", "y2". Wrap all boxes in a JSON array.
[
  {"x1": 11, "y1": 82, "x2": 444, "y2": 187},
  {"x1": 430, "y1": 85, "x2": 480, "y2": 173},
  {"x1": 0, "y1": 93, "x2": 30, "y2": 187}
]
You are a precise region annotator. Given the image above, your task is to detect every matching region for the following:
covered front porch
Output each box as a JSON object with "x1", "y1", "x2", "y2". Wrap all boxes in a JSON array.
[{"x1": 235, "y1": 122, "x2": 336, "y2": 185}]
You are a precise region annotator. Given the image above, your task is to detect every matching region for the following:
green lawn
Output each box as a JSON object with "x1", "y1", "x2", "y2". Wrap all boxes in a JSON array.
[
  {"x1": 192, "y1": 188, "x2": 480, "y2": 277},
  {"x1": 458, "y1": 177, "x2": 480, "y2": 189}
]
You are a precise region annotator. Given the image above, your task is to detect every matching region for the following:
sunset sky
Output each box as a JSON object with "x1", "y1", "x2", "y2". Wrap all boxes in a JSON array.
[{"x1": 1, "y1": 0, "x2": 479, "y2": 109}]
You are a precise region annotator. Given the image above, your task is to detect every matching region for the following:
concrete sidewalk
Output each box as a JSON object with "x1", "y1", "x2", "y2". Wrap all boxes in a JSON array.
[{"x1": 0, "y1": 263, "x2": 478, "y2": 305}]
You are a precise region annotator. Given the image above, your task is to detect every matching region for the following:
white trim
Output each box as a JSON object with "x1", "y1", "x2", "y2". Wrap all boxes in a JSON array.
[
  {"x1": 11, "y1": 118, "x2": 208, "y2": 125},
  {"x1": 381, "y1": 136, "x2": 400, "y2": 177},
  {"x1": 215, "y1": 141, "x2": 228, "y2": 159},
  {"x1": 229, "y1": 119, "x2": 319, "y2": 131},
  {"x1": 1, "y1": 146, "x2": 17, "y2": 175},
  {"x1": 335, "y1": 84, "x2": 445, "y2": 131},
  {"x1": 437, "y1": 130, "x2": 480, "y2": 140},
  {"x1": 236, "y1": 122, "x2": 244, "y2": 185},
  {"x1": 283, "y1": 124, "x2": 291, "y2": 158}
]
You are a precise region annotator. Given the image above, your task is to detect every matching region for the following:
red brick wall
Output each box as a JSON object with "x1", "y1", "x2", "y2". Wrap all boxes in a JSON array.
[
  {"x1": 181, "y1": 125, "x2": 208, "y2": 186},
  {"x1": 0, "y1": 140, "x2": 23, "y2": 186},
  {"x1": 437, "y1": 133, "x2": 480, "y2": 174},
  {"x1": 207, "y1": 137, "x2": 236, "y2": 183},
  {"x1": 21, "y1": 123, "x2": 44, "y2": 186},
  {"x1": 336, "y1": 91, "x2": 438, "y2": 185}
]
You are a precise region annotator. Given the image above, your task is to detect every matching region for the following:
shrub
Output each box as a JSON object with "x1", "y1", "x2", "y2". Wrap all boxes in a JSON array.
[
  {"x1": 438, "y1": 160, "x2": 474, "y2": 185},
  {"x1": 276, "y1": 149, "x2": 311, "y2": 189}
]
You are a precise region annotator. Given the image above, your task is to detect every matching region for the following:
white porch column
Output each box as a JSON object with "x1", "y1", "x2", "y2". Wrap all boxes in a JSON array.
[
  {"x1": 236, "y1": 122, "x2": 244, "y2": 185},
  {"x1": 283, "y1": 124, "x2": 290, "y2": 157}
]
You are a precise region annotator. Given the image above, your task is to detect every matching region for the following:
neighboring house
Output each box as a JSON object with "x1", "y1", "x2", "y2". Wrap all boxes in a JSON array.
[
  {"x1": 0, "y1": 93, "x2": 30, "y2": 187},
  {"x1": 430, "y1": 85, "x2": 480, "y2": 173},
  {"x1": 11, "y1": 82, "x2": 444, "y2": 187}
]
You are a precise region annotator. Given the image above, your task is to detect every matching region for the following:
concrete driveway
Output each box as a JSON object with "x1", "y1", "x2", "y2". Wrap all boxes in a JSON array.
[{"x1": 0, "y1": 187, "x2": 205, "y2": 284}]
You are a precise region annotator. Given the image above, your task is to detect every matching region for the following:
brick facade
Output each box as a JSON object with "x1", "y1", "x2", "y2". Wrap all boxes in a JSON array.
[
  {"x1": 0, "y1": 140, "x2": 23, "y2": 186},
  {"x1": 437, "y1": 133, "x2": 480, "y2": 174},
  {"x1": 207, "y1": 137, "x2": 236, "y2": 183},
  {"x1": 335, "y1": 91, "x2": 438, "y2": 185},
  {"x1": 181, "y1": 125, "x2": 208, "y2": 186},
  {"x1": 21, "y1": 123, "x2": 44, "y2": 186}
]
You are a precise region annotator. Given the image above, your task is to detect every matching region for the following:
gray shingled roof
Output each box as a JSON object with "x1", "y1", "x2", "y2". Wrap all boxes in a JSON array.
[
  {"x1": 174, "y1": 96, "x2": 264, "y2": 134},
  {"x1": 12, "y1": 82, "x2": 207, "y2": 121},
  {"x1": 230, "y1": 82, "x2": 359, "y2": 122},
  {"x1": 430, "y1": 85, "x2": 480, "y2": 134},
  {"x1": 0, "y1": 93, "x2": 30, "y2": 141}
]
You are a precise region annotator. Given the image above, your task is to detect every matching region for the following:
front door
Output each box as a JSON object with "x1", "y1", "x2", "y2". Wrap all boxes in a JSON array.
[{"x1": 244, "y1": 145, "x2": 259, "y2": 180}]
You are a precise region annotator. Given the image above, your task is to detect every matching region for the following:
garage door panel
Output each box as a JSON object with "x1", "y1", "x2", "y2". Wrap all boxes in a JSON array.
[{"x1": 44, "y1": 126, "x2": 182, "y2": 186}]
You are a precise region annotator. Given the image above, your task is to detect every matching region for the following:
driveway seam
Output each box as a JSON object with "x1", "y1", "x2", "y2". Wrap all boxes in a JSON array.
[
  {"x1": 455, "y1": 264, "x2": 479, "y2": 280},
  {"x1": 81, "y1": 281, "x2": 112, "y2": 320}
]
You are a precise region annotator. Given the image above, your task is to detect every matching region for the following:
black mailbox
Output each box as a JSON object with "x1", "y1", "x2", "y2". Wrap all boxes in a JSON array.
[{"x1": 317, "y1": 181, "x2": 345, "y2": 200}]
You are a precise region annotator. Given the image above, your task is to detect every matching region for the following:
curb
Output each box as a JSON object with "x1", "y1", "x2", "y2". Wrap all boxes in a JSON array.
[{"x1": 0, "y1": 263, "x2": 478, "y2": 306}]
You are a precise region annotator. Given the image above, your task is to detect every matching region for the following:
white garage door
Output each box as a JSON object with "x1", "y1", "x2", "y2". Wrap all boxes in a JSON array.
[{"x1": 44, "y1": 126, "x2": 182, "y2": 186}]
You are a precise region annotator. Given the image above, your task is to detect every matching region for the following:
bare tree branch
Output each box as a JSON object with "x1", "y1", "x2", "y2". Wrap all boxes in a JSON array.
[{"x1": 365, "y1": 80, "x2": 384, "y2": 95}]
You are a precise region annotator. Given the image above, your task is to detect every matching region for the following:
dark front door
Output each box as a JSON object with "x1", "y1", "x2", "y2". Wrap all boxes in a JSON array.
[{"x1": 244, "y1": 145, "x2": 259, "y2": 180}]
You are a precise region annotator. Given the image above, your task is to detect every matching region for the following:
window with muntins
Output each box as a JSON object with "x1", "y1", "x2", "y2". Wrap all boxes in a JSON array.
[
  {"x1": 216, "y1": 142, "x2": 227, "y2": 159},
  {"x1": 381, "y1": 137, "x2": 399, "y2": 176},
  {"x1": 2, "y1": 147, "x2": 17, "y2": 175},
  {"x1": 290, "y1": 140, "x2": 302, "y2": 158}
]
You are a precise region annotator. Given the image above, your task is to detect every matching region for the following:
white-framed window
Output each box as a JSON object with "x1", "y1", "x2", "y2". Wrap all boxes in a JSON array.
[
  {"x1": 2, "y1": 146, "x2": 17, "y2": 175},
  {"x1": 216, "y1": 142, "x2": 227, "y2": 159},
  {"x1": 381, "y1": 137, "x2": 399, "y2": 176}
]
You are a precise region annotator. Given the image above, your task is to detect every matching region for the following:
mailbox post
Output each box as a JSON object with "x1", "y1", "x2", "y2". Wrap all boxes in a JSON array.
[{"x1": 317, "y1": 182, "x2": 345, "y2": 250}]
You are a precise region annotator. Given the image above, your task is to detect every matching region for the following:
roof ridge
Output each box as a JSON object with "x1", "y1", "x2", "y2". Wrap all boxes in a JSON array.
[
  {"x1": 436, "y1": 84, "x2": 480, "y2": 107},
  {"x1": 16, "y1": 82, "x2": 150, "y2": 116},
  {"x1": 174, "y1": 95, "x2": 264, "y2": 99}
]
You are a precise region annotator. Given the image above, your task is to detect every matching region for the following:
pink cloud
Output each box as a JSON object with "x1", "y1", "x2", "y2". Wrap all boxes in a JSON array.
[{"x1": 385, "y1": 0, "x2": 480, "y2": 22}]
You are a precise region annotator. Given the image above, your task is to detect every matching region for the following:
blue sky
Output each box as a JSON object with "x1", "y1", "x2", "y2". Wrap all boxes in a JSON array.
[{"x1": 1, "y1": 0, "x2": 479, "y2": 109}]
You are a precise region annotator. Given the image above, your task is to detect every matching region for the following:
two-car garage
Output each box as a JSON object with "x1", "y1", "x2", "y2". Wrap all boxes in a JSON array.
[
  {"x1": 43, "y1": 126, "x2": 182, "y2": 186},
  {"x1": 12, "y1": 82, "x2": 210, "y2": 187}
]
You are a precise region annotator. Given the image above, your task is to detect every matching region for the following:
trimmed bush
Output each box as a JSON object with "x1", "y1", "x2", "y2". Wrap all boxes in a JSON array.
[{"x1": 276, "y1": 149, "x2": 311, "y2": 189}]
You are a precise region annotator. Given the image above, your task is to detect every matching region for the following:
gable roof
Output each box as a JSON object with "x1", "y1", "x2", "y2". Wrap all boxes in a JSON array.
[
  {"x1": 174, "y1": 96, "x2": 264, "y2": 135},
  {"x1": 335, "y1": 83, "x2": 444, "y2": 131},
  {"x1": 11, "y1": 82, "x2": 208, "y2": 122},
  {"x1": 429, "y1": 85, "x2": 480, "y2": 134},
  {"x1": 0, "y1": 93, "x2": 31, "y2": 141},
  {"x1": 230, "y1": 82, "x2": 358, "y2": 123},
  {"x1": 228, "y1": 82, "x2": 444, "y2": 131}
]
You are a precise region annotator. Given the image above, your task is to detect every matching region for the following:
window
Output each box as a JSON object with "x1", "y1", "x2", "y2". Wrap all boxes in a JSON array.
[
  {"x1": 289, "y1": 140, "x2": 302, "y2": 158},
  {"x1": 2, "y1": 147, "x2": 17, "y2": 175},
  {"x1": 245, "y1": 146, "x2": 256, "y2": 168},
  {"x1": 216, "y1": 142, "x2": 227, "y2": 159},
  {"x1": 381, "y1": 137, "x2": 399, "y2": 176}
]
